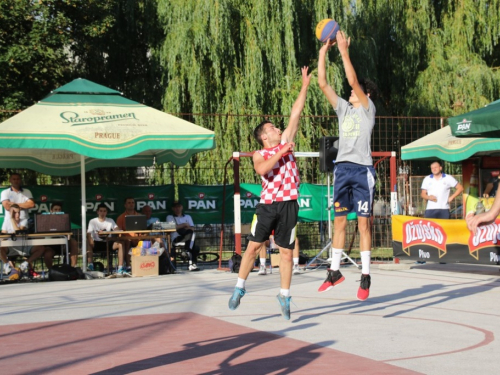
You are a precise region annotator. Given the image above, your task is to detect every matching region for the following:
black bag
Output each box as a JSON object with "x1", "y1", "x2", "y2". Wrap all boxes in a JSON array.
[
  {"x1": 49, "y1": 264, "x2": 80, "y2": 281},
  {"x1": 230, "y1": 253, "x2": 242, "y2": 273},
  {"x1": 299, "y1": 253, "x2": 309, "y2": 265},
  {"x1": 159, "y1": 251, "x2": 175, "y2": 275}
]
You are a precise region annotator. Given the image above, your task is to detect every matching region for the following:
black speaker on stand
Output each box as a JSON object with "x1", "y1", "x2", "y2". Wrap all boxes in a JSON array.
[{"x1": 319, "y1": 136, "x2": 339, "y2": 172}]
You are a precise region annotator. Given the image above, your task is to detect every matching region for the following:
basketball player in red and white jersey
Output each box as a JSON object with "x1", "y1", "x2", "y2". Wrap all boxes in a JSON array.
[{"x1": 228, "y1": 66, "x2": 311, "y2": 320}]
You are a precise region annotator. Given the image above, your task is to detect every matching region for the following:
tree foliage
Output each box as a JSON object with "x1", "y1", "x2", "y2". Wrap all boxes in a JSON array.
[
  {"x1": 0, "y1": 0, "x2": 163, "y2": 185},
  {"x1": 0, "y1": 0, "x2": 73, "y2": 114}
]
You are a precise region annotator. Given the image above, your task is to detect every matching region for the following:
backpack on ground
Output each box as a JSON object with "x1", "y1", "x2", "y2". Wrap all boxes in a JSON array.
[
  {"x1": 49, "y1": 264, "x2": 80, "y2": 281},
  {"x1": 229, "y1": 253, "x2": 242, "y2": 273}
]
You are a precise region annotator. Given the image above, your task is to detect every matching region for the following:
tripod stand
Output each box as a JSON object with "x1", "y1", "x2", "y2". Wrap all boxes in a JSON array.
[{"x1": 306, "y1": 172, "x2": 360, "y2": 270}]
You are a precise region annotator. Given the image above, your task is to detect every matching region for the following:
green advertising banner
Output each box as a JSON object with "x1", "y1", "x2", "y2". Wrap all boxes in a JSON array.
[
  {"x1": 177, "y1": 184, "x2": 235, "y2": 224},
  {"x1": 297, "y1": 183, "x2": 332, "y2": 222},
  {"x1": 0, "y1": 185, "x2": 175, "y2": 228},
  {"x1": 240, "y1": 183, "x2": 262, "y2": 223},
  {"x1": 0, "y1": 183, "x2": 356, "y2": 228}
]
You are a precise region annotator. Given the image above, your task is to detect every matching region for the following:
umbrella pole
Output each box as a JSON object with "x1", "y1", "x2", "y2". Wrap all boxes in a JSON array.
[{"x1": 81, "y1": 155, "x2": 88, "y2": 271}]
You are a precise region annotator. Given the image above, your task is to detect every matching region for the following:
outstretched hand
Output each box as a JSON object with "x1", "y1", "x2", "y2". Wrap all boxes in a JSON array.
[
  {"x1": 280, "y1": 142, "x2": 295, "y2": 157},
  {"x1": 336, "y1": 31, "x2": 350, "y2": 53},
  {"x1": 319, "y1": 39, "x2": 335, "y2": 54},
  {"x1": 301, "y1": 66, "x2": 312, "y2": 86}
]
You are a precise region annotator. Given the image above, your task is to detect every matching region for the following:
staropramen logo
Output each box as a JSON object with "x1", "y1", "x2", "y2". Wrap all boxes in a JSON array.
[{"x1": 60, "y1": 109, "x2": 139, "y2": 126}]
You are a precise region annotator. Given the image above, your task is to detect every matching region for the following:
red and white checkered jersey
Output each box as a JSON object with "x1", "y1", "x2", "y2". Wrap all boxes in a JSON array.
[{"x1": 258, "y1": 141, "x2": 300, "y2": 204}]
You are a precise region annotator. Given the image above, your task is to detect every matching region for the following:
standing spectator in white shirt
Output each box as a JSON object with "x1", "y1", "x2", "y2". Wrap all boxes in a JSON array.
[
  {"x1": 421, "y1": 161, "x2": 463, "y2": 219},
  {"x1": 1, "y1": 173, "x2": 35, "y2": 232}
]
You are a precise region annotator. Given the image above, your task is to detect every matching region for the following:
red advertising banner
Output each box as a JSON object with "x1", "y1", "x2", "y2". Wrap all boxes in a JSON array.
[{"x1": 392, "y1": 215, "x2": 500, "y2": 265}]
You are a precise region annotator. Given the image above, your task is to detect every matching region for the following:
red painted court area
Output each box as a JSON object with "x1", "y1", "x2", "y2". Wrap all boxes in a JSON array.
[{"x1": 0, "y1": 313, "x2": 420, "y2": 374}]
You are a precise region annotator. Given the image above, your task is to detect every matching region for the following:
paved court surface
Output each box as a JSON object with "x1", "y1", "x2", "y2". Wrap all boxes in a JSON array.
[{"x1": 0, "y1": 262, "x2": 499, "y2": 374}]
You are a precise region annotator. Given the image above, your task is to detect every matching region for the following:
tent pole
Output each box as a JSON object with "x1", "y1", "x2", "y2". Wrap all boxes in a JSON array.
[{"x1": 81, "y1": 155, "x2": 87, "y2": 270}]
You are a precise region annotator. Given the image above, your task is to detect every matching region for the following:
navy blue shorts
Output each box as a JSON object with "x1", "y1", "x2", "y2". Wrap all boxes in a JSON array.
[
  {"x1": 247, "y1": 201, "x2": 298, "y2": 250},
  {"x1": 333, "y1": 162, "x2": 376, "y2": 217}
]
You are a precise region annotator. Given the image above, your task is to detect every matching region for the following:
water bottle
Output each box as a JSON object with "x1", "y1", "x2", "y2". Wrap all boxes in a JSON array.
[{"x1": 476, "y1": 200, "x2": 485, "y2": 215}]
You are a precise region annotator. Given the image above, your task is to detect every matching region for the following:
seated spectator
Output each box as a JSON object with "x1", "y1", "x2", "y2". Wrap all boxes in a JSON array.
[
  {"x1": 167, "y1": 201, "x2": 200, "y2": 271},
  {"x1": 48, "y1": 202, "x2": 79, "y2": 267},
  {"x1": 116, "y1": 197, "x2": 139, "y2": 230},
  {"x1": 141, "y1": 205, "x2": 160, "y2": 229},
  {"x1": 87, "y1": 203, "x2": 125, "y2": 274},
  {"x1": 115, "y1": 197, "x2": 139, "y2": 268},
  {"x1": 0, "y1": 204, "x2": 53, "y2": 277}
]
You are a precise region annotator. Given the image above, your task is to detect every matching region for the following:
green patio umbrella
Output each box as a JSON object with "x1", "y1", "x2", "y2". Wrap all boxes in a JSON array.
[
  {"x1": 448, "y1": 99, "x2": 500, "y2": 137},
  {"x1": 0, "y1": 78, "x2": 215, "y2": 175},
  {"x1": 401, "y1": 126, "x2": 500, "y2": 162},
  {"x1": 0, "y1": 78, "x2": 216, "y2": 267}
]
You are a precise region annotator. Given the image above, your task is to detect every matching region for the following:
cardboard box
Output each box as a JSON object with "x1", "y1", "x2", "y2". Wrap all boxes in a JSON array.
[
  {"x1": 271, "y1": 253, "x2": 281, "y2": 267},
  {"x1": 132, "y1": 255, "x2": 159, "y2": 277}
]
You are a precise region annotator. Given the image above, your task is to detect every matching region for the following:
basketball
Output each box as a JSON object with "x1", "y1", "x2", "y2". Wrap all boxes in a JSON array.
[{"x1": 315, "y1": 19, "x2": 340, "y2": 43}]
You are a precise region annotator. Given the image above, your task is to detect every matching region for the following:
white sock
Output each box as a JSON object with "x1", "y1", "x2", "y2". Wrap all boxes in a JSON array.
[
  {"x1": 280, "y1": 288, "x2": 290, "y2": 297},
  {"x1": 330, "y1": 248, "x2": 343, "y2": 271},
  {"x1": 260, "y1": 258, "x2": 266, "y2": 266},
  {"x1": 361, "y1": 251, "x2": 371, "y2": 274},
  {"x1": 236, "y1": 277, "x2": 246, "y2": 289},
  {"x1": 293, "y1": 257, "x2": 299, "y2": 265}
]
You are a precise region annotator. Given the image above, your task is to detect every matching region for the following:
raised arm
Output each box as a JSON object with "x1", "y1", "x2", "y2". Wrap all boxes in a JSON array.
[
  {"x1": 281, "y1": 66, "x2": 311, "y2": 143},
  {"x1": 336, "y1": 31, "x2": 369, "y2": 109},
  {"x1": 318, "y1": 41, "x2": 339, "y2": 110}
]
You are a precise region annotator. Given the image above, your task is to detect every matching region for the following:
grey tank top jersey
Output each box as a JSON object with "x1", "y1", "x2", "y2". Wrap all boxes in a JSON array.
[{"x1": 334, "y1": 97, "x2": 376, "y2": 166}]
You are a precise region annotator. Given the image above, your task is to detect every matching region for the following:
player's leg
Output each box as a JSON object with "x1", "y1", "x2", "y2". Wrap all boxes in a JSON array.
[
  {"x1": 229, "y1": 204, "x2": 275, "y2": 310},
  {"x1": 352, "y1": 165, "x2": 376, "y2": 301},
  {"x1": 228, "y1": 240, "x2": 263, "y2": 310},
  {"x1": 273, "y1": 201, "x2": 299, "y2": 320},
  {"x1": 319, "y1": 164, "x2": 349, "y2": 292}
]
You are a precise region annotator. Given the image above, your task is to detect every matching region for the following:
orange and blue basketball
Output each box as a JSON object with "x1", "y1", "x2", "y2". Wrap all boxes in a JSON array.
[{"x1": 315, "y1": 19, "x2": 340, "y2": 43}]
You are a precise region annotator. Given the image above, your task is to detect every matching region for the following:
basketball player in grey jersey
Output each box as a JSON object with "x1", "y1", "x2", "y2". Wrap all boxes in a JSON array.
[{"x1": 318, "y1": 30, "x2": 379, "y2": 301}]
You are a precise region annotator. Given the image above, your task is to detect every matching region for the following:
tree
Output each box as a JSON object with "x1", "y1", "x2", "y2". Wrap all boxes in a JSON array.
[
  {"x1": 0, "y1": 0, "x2": 164, "y2": 185},
  {"x1": 0, "y1": 0, "x2": 74, "y2": 116}
]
